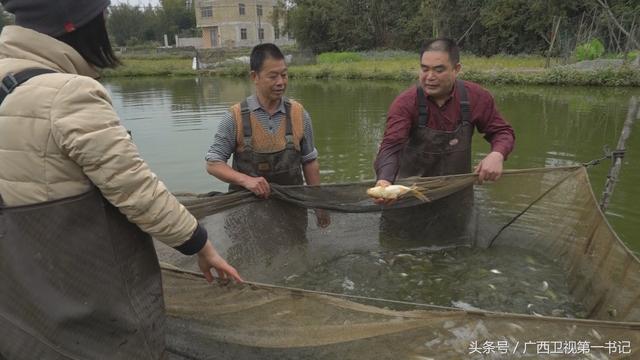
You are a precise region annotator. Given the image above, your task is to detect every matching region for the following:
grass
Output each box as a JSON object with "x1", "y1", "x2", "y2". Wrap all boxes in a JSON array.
[
  {"x1": 281, "y1": 54, "x2": 639, "y2": 86},
  {"x1": 100, "y1": 52, "x2": 640, "y2": 86},
  {"x1": 460, "y1": 67, "x2": 640, "y2": 86},
  {"x1": 101, "y1": 58, "x2": 196, "y2": 77},
  {"x1": 316, "y1": 51, "x2": 363, "y2": 64}
]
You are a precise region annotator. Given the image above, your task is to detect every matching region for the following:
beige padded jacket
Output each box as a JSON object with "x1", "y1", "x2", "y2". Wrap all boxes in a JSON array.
[{"x1": 0, "y1": 26, "x2": 199, "y2": 248}]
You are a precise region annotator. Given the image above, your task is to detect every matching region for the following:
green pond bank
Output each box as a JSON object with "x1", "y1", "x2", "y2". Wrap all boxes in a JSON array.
[{"x1": 101, "y1": 55, "x2": 640, "y2": 87}]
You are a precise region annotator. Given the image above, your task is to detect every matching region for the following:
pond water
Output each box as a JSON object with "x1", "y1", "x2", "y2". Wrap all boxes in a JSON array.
[
  {"x1": 104, "y1": 76, "x2": 640, "y2": 256},
  {"x1": 281, "y1": 246, "x2": 587, "y2": 318}
]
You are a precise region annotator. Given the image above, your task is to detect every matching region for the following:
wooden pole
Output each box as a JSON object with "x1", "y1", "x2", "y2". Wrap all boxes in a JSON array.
[
  {"x1": 576, "y1": 11, "x2": 586, "y2": 45},
  {"x1": 600, "y1": 96, "x2": 640, "y2": 212},
  {"x1": 545, "y1": 17, "x2": 561, "y2": 68},
  {"x1": 587, "y1": 9, "x2": 597, "y2": 42},
  {"x1": 623, "y1": 18, "x2": 636, "y2": 64},
  {"x1": 457, "y1": 18, "x2": 478, "y2": 45}
]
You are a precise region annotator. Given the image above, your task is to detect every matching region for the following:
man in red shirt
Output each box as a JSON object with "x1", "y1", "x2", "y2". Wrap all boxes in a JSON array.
[
  {"x1": 374, "y1": 38, "x2": 515, "y2": 246},
  {"x1": 374, "y1": 38, "x2": 515, "y2": 188}
]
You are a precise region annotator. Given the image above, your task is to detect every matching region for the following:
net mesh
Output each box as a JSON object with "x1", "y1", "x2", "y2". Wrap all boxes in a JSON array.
[{"x1": 157, "y1": 166, "x2": 640, "y2": 359}]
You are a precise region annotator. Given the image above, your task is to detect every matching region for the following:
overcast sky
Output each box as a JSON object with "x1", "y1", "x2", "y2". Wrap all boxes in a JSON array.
[{"x1": 111, "y1": 0, "x2": 161, "y2": 6}]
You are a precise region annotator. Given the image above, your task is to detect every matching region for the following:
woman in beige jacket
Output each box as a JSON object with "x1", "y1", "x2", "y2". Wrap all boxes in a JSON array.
[{"x1": 0, "y1": 0, "x2": 242, "y2": 358}]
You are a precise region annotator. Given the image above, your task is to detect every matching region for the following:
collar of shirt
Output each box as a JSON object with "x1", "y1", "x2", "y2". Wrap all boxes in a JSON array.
[
  {"x1": 247, "y1": 94, "x2": 287, "y2": 115},
  {"x1": 425, "y1": 82, "x2": 457, "y2": 109}
]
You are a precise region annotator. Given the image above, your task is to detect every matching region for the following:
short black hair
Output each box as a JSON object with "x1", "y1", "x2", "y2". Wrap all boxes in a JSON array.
[
  {"x1": 56, "y1": 12, "x2": 120, "y2": 69},
  {"x1": 250, "y1": 43, "x2": 285, "y2": 72},
  {"x1": 420, "y1": 38, "x2": 460, "y2": 65}
]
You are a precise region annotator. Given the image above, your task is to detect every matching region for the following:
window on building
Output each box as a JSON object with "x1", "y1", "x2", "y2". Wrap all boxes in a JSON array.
[
  {"x1": 257, "y1": 4, "x2": 263, "y2": 16},
  {"x1": 200, "y1": 6, "x2": 212, "y2": 17},
  {"x1": 239, "y1": 3, "x2": 245, "y2": 15},
  {"x1": 274, "y1": 27, "x2": 279, "y2": 40},
  {"x1": 258, "y1": 28, "x2": 264, "y2": 40},
  {"x1": 241, "y1": 28, "x2": 247, "y2": 40}
]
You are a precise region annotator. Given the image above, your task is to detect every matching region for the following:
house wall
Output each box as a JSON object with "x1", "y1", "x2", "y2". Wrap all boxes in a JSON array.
[{"x1": 195, "y1": 0, "x2": 294, "y2": 49}]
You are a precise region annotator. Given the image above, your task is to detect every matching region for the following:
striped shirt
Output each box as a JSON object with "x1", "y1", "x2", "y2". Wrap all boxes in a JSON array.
[{"x1": 205, "y1": 95, "x2": 318, "y2": 164}]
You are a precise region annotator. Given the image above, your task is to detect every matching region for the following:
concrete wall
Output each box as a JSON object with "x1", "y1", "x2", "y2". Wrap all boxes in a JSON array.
[{"x1": 176, "y1": 37, "x2": 204, "y2": 48}]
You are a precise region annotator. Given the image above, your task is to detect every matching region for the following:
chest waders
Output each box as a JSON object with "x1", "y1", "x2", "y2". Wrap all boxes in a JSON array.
[
  {"x1": 0, "y1": 69, "x2": 165, "y2": 359},
  {"x1": 229, "y1": 99, "x2": 304, "y2": 192},
  {"x1": 380, "y1": 80, "x2": 475, "y2": 248},
  {"x1": 228, "y1": 99, "x2": 308, "y2": 238},
  {"x1": 397, "y1": 79, "x2": 473, "y2": 178}
]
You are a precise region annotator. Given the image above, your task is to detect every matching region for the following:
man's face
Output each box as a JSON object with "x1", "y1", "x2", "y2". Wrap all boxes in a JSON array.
[
  {"x1": 251, "y1": 57, "x2": 288, "y2": 103},
  {"x1": 418, "y1": 50, "x2": 461, "y2": 102}
]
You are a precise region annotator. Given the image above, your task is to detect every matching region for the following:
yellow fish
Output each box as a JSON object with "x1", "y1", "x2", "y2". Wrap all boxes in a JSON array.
[{"x1": 366, "y1": 185, "x2": 429, "y2": 202}]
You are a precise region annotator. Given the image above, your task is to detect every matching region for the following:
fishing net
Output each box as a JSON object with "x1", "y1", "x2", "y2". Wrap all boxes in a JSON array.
[{"x1": 156, "y1": 166, "x2": 640, "y2": 359}]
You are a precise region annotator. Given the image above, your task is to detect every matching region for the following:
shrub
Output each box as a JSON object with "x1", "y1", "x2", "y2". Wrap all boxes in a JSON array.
[{"x1": 575, "y1": 39, "x2": 605, "y2": 61}]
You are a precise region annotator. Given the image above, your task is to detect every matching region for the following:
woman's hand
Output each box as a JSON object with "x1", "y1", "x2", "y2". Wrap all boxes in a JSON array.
[{"x1": 197, "y1": 240, "x2": 243, "y2": 283}]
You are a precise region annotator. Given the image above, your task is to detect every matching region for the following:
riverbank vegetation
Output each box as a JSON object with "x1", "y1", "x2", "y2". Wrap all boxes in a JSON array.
[
  {"x1": 286, "y1": 0, "x2": 639, "y2": 60},
  {"x1": 3, "y1": 1, "x2": 638, "y2": 61},
  {"x1": 102, "y1": 58, "x2": 195, "y2": 77},
  {"x1": 3, "y1": 0, "x2": 638, "y2": 86},
  {"x1": 102, "y1": 50, "x2": 640, "y2": 87}
]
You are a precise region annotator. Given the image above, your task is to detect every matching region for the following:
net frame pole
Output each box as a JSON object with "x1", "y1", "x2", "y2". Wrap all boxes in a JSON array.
[{"x1": 600, "y1": 96, "x2": 639, "y2": 211}]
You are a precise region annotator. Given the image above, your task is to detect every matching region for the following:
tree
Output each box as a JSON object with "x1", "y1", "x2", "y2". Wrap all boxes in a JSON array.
[
  {"x1": 288, "y1": 0, "x2": 343, "y2": 53},
  {"x1": 107, "y1": 1, "x2": 197, "y2": 46},
  {"x1": 107, "y1": 4, "x2": 147, "y2": 46},
  {"x1": 593, "y1": 0, "x2": 640, "y2": 50},
  {"x1": 289, "y1": 0, "x2": 424, "y2": 52},
  {"x1": 140, "y1": 5, "x2": 163, "y2": 43},
  {"x1": 286, "y1": 0, "x2": 637, "y2": 57},
  {"x1": 159, "y1": 0, "x2": 196, "y2": 40}
]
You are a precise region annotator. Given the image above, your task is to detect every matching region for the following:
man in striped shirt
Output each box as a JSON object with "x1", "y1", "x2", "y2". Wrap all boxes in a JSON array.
[{"x1": 205, "y1": 43, "x2": 329, "y2": 227}]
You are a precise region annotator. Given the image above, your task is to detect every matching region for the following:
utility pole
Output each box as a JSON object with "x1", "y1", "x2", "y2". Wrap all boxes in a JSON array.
[{"x1": 256, "y1": 0, "x2": 262, "y2": 44}]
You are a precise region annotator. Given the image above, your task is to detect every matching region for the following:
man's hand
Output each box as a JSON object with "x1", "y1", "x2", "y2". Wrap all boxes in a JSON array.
[
  {"x1": 372, "y1": 179, "x2": 397, "y2": 206},
  {"x1": 197, "y1": 240, "x2": 243, "y2": 284},
  {"x1": 314, "y1": 208, "x2": 331, "y2": 228},
  {"x1": 240, "y1": 175, "x2": 271, "y2": 198},
  {"x1": 474, "y1": 151, "x2": 504, "y2": 184}
]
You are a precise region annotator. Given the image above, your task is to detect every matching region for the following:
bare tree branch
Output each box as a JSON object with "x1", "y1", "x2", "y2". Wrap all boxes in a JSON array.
[
  {"x1": 456, "y1": 18, "x2": 478, "y2": 45},
  {"x1": 595, "y1": 0, "x2": 640, "y2": 48},
  {"x1": 538, "y1": 31, "x2": 551, "y2": 45}
]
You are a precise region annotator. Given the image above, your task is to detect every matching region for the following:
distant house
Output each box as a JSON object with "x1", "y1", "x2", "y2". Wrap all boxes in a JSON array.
[{"x1": 194, "y1": 0, "x2": 294, "y2": 49}]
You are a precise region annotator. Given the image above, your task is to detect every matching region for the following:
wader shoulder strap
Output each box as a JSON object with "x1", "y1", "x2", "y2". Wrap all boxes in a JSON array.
[
  {"x1": 283, "y1": 99, "x2": 295, "y2": 149},
  {"x1": 283, "y1": 99, "x2": 293, "y2": 136},
  {"x1": 456, "y1": 79, "x2": 471, "y2": 124},
  {"x1": 416, "y1": 86, "x2": 428, "y2": 128},
  {"x1": 240, "y1": 99, "x2": 252, "y2": 150},
  {"x1": 0, "y1": 68, "x2": 57, "y2": 106}
]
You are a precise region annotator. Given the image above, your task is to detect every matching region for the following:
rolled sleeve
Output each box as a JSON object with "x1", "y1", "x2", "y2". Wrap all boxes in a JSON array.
[
  {"x1": 300, "y1": 109, "x2": 318, "y2": 163},
  {"x1": 205, "y1": 110, "x2": 236, "y2": 163},
  {"x1": 374, "y1": 89, "x2": 414, "y2": 182},
  {"x1": 474, "y1": 91, "x2": 515, "y2": 160}
]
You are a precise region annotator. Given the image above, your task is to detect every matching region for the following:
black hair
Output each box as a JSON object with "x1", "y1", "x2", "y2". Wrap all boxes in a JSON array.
[
  {"x1": 420, "y1": 38, "x2": 460, "y2": 65},
  {"x1": 56, "y1": 12, "x2": 120, "y2": 69},
  {"x1": 250, "y1": 43, "x2": 285, "y2": 72}
]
